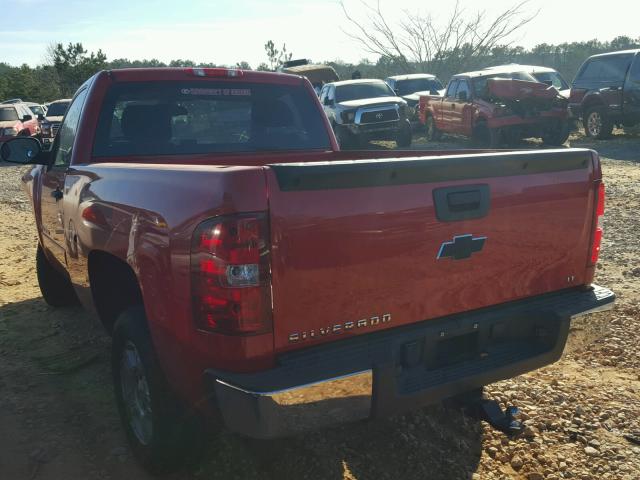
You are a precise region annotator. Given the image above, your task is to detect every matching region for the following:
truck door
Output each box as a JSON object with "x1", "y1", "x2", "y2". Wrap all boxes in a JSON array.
[
  {"x1": 40, "y1": 88, "x2": 88, "y2": 267},
  {"x1": 449, "y1": 79, "x2": 472, "y2": 135},
  {"x1": 623, "y1": 54, "x2": 640, "y2": 123},
  {"x1": 440, "y1": 80, "x2": 459, "y2": 130},
  {"x1": 584, "y1": 54, "x2": 633, "y2": 114}
]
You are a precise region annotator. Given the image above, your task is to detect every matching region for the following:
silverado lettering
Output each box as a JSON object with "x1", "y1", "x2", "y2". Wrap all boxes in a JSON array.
[{"x1": 289, "y1": 313, "x2": 392, "y2": 343}]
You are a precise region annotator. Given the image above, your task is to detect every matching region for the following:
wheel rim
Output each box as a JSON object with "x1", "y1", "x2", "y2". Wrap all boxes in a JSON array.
[
  {"x1": 587, "y1": 111, "x2": 602, "y2": 137},
  {"x1": 120, "y1": 341, "x2": 153, "y2": 445}
]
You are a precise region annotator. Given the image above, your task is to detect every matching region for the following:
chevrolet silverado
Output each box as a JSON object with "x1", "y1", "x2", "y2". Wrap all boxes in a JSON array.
[{"x1": 0, "y1": 67, "x2": 614, "y2": 473}]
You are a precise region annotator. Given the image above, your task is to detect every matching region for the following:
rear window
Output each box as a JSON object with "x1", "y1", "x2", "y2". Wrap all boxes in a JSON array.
[
  {"x1": 0, "y1": 107, "x2": 18, "y2": 121},
  {"x1": 93, "y1": 81, "x2": 331, "y2": 157},
  {"x1": 579, "y1": 55, "x2": 632, "y2": 82}
]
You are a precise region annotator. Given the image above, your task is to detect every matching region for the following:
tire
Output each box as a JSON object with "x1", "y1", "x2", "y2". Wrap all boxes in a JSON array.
[
  {"x1": 542, "y1": 120, "x2": 571, "y2": 146},
  {"x1": 583, "y1": 107, "x2": 613, "y2": 139},
  {"x1": 36, "y1": 245, "x2": 79, "y2": 307},
  {"x1": 112, "y1": 307, "x2": 206, "y2": 474},
  {"x1": 396, "y1": 120, "x2": 412, "y2": 148},
  {"x1": 424, "y1": 114, "x2": 442, "y2": 141},
  {"x1": 472, "y1": 122, "x2": 501, "y2": 148}
]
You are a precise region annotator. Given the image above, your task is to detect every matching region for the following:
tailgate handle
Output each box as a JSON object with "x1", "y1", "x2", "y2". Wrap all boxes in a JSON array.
[
  {"x1": 447, "y1": 190, "x2": 480, "y2": 211},
  {"x1": 433, "y1": 184, "x2": 490, "y2": 222}
]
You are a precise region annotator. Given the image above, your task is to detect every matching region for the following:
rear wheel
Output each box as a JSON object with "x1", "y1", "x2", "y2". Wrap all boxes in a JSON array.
[
  {"x1": 424, "y1": 115, "x2": 442, "y2": 141},
  {"x1": 36, "y1": 245, "x2": 79, "y2": 307},
  {"x1": 583, "y1": 107, "x2": 613, "y2": 139},
  {"x1": 113, "y1": 306, "x2": 206, "y2": 474}
]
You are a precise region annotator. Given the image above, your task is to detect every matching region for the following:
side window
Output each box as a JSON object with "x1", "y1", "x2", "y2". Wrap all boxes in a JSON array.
[
  {"x1": 445, "y1": 80, "x2": 459, "y2": 98},
  {"x1": 456, "y1": 80, "x2": 471, "y2": 100},
  {"x1": 630, "y1": 56, "x2": 640, "y2": 82},
  {"x1": 581, "y1": 56, "x2": 632, "y2": 82},
  {"x1": 53, "y1": 89, "x2": 89, "y2": 167}
]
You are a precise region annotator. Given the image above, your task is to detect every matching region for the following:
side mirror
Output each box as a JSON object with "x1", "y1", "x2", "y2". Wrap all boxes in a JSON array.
[
  {"x1": 0, "y1": 137, "x2": 50, "y2": 165},
  {"x1": 22, "y1": 114, "x2": 33, "y2": 122},
  {"x1": 542, "y1": 80, "x2": 553, "y2": 87},
  {"x1": 323, "y1": 97, "x2": 334, "y2": 106},
  {"x1": 38, "y1": 114, "x2": 45, "y2": 121},
  {"x1": 394, "y1": 89, "x2": 400, "y2": 96}
]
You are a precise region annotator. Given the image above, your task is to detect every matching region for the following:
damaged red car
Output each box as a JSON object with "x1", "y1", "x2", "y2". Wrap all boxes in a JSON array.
[{"x1": 419, "y1": 69, "x2": 570, "y2": 147}]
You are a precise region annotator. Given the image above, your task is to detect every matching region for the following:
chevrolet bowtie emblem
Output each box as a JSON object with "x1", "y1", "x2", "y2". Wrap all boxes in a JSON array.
[{"x1": 437, "y1": 234, "x2": 486, "y2": 260}]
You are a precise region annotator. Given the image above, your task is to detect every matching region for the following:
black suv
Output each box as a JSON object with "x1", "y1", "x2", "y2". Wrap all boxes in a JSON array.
[
  {"x1": 319, "y1": 79, "x2": 412, "y2": 148},
  {"x1": 570, "y1": 49, "x2": 640, "y2": 138}
]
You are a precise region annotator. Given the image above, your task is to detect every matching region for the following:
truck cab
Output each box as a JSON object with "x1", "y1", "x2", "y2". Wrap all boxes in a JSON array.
[{"x1": 570, "y1": 49, "x2": 640, "y2": 138}]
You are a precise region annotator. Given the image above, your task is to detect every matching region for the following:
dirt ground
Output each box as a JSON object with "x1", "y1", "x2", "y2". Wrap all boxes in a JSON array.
[{"x1": 0, "y1": 131, "x2": 639, "y2": 480}]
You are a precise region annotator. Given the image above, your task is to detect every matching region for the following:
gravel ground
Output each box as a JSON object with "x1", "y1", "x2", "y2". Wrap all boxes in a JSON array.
[{"x1": 0, "y1": 133, "x2": 638, "y2": 480}]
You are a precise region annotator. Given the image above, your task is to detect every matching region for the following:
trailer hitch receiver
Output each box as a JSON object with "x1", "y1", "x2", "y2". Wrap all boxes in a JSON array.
[{"x1": 474, "y1": 399, "x2": 523, "y2": 437}]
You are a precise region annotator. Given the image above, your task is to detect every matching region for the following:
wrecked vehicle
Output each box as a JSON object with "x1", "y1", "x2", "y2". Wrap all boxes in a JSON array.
[
  {"x1": 484, "y1": 64, "x2": 571, "y2": 99},
  {"x1": 419, "y1": 69, "x2": 570, "y2": 147},
  {"x1": 279, "y1": 59, "x2": 339, "y2": 95}
]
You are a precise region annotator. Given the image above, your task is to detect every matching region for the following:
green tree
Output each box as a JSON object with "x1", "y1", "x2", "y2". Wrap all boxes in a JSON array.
[
  {"x1": 264, "y1": 40, "x2": 293, "y2": 70},
  {"x1": 50, "y1": 42, "x2": 107, "y2": 96}
]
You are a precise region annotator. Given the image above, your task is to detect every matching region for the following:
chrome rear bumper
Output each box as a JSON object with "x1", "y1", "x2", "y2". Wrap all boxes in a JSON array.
[
  {"x1": 213, "y1": 370, "x2": 373, "y2": 438},
  {"x1": 206, "y1": 285, "x2": 614, "y2": 439}
]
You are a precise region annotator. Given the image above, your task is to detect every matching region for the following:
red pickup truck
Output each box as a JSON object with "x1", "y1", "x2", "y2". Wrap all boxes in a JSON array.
[
  {"x1": 419, "y1": 69, "x2": 571, "y2": 147},
  {"x1": 0, "y1": 67, "x2": 614, "y2": 473}
]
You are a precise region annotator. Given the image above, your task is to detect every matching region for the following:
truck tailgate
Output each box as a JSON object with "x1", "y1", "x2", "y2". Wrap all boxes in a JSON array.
[{"x1": 265, "y1": 149, "x2": 598, "y2": 353}]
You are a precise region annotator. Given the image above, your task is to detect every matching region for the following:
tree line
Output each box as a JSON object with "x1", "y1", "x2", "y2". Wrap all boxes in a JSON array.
[{"x1": 1, "y1": 36, "x2": 639, "y2": 103}]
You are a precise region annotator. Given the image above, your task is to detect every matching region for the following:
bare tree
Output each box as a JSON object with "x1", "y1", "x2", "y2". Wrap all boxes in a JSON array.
[{"x1": 340, "y1": 0, "x2": 538, "y2": 75}]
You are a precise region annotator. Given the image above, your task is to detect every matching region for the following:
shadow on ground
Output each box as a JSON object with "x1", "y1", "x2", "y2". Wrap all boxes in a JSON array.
[{"x1": 0, "y1": 297, "x2": 484, "y2": 480}]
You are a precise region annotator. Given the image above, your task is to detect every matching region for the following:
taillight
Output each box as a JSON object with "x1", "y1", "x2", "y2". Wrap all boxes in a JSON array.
[
  {"x1": 190, "y1": 213, "x2": 272, "y2": 335},
  {"x1": 589, "y1": 182, "x2": 605, "y2": 265}
]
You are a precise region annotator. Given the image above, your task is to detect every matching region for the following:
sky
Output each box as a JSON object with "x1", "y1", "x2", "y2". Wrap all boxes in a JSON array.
[{"x1": 1, "y1": 0, "x2": 639, "y2": 68}]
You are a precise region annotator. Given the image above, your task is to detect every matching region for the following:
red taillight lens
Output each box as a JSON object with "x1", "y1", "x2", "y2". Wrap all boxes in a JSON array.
[
  {"x1": 589, "y1": 182, "x2": 605, "y2": 265},
  {"x1": 191, "y1": 213, "x2": 272, "y2": 335}
]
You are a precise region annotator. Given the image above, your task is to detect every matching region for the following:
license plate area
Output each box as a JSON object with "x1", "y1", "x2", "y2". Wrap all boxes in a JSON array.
[{"x1": 433, "y1": 331, "x2": 479, "y2": 368}]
